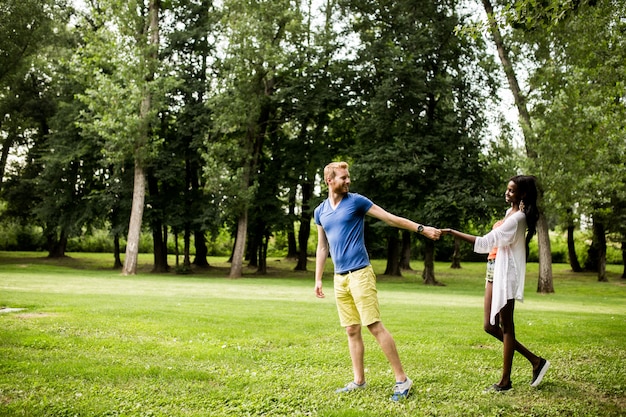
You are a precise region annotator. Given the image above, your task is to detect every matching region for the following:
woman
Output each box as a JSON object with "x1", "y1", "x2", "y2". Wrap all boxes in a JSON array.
[{"x1": 442, "y1": 175, "x2": 550, "y2": 392}]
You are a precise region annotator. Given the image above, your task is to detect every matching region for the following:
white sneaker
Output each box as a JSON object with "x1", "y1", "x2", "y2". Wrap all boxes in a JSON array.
[
  {"x1": 335, "y1": 381, "x2": 367, "y2": 393},
  {"x1": 391, "y1": 377, "x2": 413, "y2": 401}
]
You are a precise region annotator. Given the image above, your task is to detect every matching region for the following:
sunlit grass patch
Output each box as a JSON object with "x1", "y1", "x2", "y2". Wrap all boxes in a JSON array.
[{"x1": 0, "y1": 252, "x2": 624, "y2": 416}]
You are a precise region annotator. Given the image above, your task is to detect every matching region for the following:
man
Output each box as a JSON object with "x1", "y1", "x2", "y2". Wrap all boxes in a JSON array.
[{"x1": 314, "y1": 161, "x2": 441, "y2": 401}]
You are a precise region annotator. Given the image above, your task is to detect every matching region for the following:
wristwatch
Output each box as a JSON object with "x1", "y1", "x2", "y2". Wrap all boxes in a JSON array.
[{"x1": 417, "y1": 224, "x2": 424, "y2": 234}]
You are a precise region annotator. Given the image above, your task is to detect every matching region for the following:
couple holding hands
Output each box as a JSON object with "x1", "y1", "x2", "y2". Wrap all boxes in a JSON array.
[{"x1": 314, "y1": 162, "x2": 550, "y2": 401}]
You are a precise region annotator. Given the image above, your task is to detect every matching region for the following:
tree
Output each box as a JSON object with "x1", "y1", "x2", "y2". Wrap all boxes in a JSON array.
[
  {"x1": 516, "y1": 0, "x2": 626, "y2": 281},
  {"x1": 76, "y1": 0, "x2": 167, "y2": 275},
  {"x1": 162, "y1": 0, "x2": 221, "y2": 271},
  {"x1": 481, "y1": 0, "x2": 554, "y2": 293},
  {"x1": 341, "y1": 0, "x2": 495, "y2": 284},
  {"x1": 0, "y1": 0, "x2": 91, "y2": 257},
  {"x1": 207, "y1": 0, "x2": 307, "y2": 278},
  {"x1": 0, "y1": 0, "x2": 59, "y2": 189}
]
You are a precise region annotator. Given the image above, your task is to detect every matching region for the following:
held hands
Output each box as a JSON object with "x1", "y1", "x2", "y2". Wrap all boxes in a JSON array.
[{"x1": 421, "y1": 225, "x2": 442, "y2": 240}]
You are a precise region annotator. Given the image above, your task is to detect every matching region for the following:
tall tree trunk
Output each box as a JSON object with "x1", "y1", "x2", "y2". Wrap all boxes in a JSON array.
[
  {"x1": 192, "y1": 231, "x2": 210, "y2": 268},
  {"x1": 286, "y1": 186, "x2": 298, "y2": 259},
  {"x1": 384, "y1": 232, "x2": 402, "y2": 276},
  {"x1": 151, "y1": 223, "x2": 169, "y2": 273},
  {"x1": 122, "y1": 0, "x2": 159, "y2": 275},
  {"x1": 123, "y1": 160, "x2": 146, "y2": 275},
  {"x1": 567, "y1": 218, "x2": 583, "y2": 272},
  {"x1": 422, "y1": 240, "x2": 442, "y2": 285},
  {"x1": 247, "y1": 222, "x2": 260, "y2": 268},
  {"x1": 399, "y1": 231, "x2": 412, "y2": 270},
  {"x1": 229, "y1": 210, "x2": 248, "y2": 278},
  {"x1": 47, "y1": 228, "x2": 67, "y2": 258},
  {"x1": 483, "y1": 0, "x2": 553, "y2": 293},
  {"x1": 536, "y1": 214, "x2": 554, "y2": 292},
  {"x1": 593, "y1": 219, "x2": 607, "y2": 282},
  {"x1": 0, "y1": 131, "x2": 15, "y2": 192},
  {"x1": 148, "y1": 173, "x2": 169, "y2": 273},
  {"x1": 621, "y1": 240, "x2": 626, "y2": 279},
  {"x1": 257, "y1": 233, "x2": 268, "y2": 275},
  {"x1": 183, "y1": 226, "x2": 191, "y2": 270},
  {"x1": 295, "y1": 181, "x2": 313, "y2": 271},
  {"x1": 113, "y1": 233, "x2": 123, "y2": 269},
  {"x1": 450, "y1": 236, "x2": 462, "y2": 269}
]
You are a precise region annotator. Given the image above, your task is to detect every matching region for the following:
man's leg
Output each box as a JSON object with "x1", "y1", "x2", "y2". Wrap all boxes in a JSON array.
[
  {"x1": 367, "y1": 321, "x2": 407, "y2": 383},
  {"x1": 346, "y1": 324, "x2": 365, "y2": 384}
]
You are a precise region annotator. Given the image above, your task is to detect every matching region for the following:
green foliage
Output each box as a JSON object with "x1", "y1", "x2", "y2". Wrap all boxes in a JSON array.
[
  {"x1": 342, "y1": 0, "x2": 499, "y2": 236},
  {"x1": 510, "y1": 0, "x2": 626, "y2": 246},
  {"x1": 0, "y1": 254, "x2": 624, "y2": 416}
]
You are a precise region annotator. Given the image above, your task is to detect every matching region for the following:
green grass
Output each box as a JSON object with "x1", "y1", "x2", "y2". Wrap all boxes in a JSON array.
[{"x1": 0, "y1": 252, "x2": 624, "y2": 416}]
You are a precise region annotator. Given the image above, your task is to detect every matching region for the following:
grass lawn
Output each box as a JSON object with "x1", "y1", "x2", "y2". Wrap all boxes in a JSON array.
[{"x1": 0, "y1": 252, "x2": 624, "y2": 416}]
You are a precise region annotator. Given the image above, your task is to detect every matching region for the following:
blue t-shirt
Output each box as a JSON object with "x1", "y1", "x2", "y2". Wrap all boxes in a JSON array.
[{"x1": 314, "y1": 193, "x2": 373, "y2": 274}]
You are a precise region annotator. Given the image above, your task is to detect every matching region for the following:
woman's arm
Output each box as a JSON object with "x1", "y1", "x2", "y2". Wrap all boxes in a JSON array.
[{"x1": 441, "y1": 229, "x2": 477, "y2": 244}]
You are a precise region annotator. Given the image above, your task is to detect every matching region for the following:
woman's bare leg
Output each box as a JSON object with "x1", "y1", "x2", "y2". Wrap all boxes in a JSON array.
[{"x1": 483, "y1": 283, "x2": 542, "y2": 379}]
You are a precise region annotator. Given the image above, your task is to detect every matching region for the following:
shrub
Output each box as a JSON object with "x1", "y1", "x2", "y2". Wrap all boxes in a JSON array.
[{"x1": 0, "y1": 222, "x2": 45, "y2": 251}]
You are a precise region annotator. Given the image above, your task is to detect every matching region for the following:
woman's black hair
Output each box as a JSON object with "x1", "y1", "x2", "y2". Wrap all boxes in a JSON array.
[{"x1": 510, "y1": 175, "x2": 540, "y2": 259}]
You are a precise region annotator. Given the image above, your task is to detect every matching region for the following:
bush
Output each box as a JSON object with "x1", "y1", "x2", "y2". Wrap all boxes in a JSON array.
[
  {"x1": 67, "y1": 229, "x2": 115, "y2": 253},
  {"x1": 0, "y1": 222, "x2": 45, "y2": 251}
]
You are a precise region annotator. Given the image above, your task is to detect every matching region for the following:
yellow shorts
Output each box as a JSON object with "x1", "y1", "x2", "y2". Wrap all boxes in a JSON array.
[{"x1": 333, "y1": 265, "x2": 380, "y2": 327}]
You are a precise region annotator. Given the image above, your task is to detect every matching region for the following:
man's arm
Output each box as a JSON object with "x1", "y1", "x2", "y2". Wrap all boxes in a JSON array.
[
  {"x1": 366, "y1": 204, "x2": 441, "y2": 240},
  {"x1": 314, "y1": 224, "x2": 329, "y2": 298}
]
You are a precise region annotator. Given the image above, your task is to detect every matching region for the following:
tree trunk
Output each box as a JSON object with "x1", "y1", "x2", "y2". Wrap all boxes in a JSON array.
[
  {"x1": 286, "y1": 186, "x2": 298, "y2": 260},
  {"x1": 183, "y1": 226, "x2": 191, "y2": 270},
  {"x1": 247, "y1": 224, "x2": 259, "y2": 267},
  {"x1": 122, "y1": 0, "x2": 159, "y2": 276},
  {"x1": 593, "y1": 219, "x2": 607, "y2": 282},
  {"x1": 174, "y1": 232, "x2": 180, "y2": 268},
  {"x1": 536, "y1": 214, "x2": 554, "y2": 293},
  {"x1": 567, "y1": 223, "x2": 583, "y2": 272},
  {"x1": 192, "y1": 231, "x2": 210, "y2": 268},
  {"x1": 113, "y1": 233, "x2": 123, "y2": 269},
  {"x1": 295, "y1": 181, "x2": 313, "y2": 271},
  {"x1": 450, "y1": 236, "x2": 462, "y2": 269},
  {"x1": 0, "y1": 131, "x2": 15, "y2": 192},
  {"x1": 384, "y1": 232, "x2": 402, "y2": 276},
  {"x1": 422, "y1": 240, "x2": 443, "y2": 285},
  {"x1": 399, "y1": 231, "x2": 412, "y2": 270},
  {"x1": 483, "y1": 0, "x2": 553, "y2": 294},
  {"x1": 257, "y1": 233, "x2": 268, "y2": 275},
  {"x1": 229, "y1": 211, "x2": 248, "y2": 278},
  {"x1": 148, "y1": 174, "x2": 169, "y2": 273},
  {"x1": 123, "y1": 161, "x2": 146, "y2": 275},
  {"x1": 621, "y1": 240, "x2": 626, "y2": 279},
  {"x1": 47, "y1": 228, "x2": 67, "y2": 258},
  {"x1": 151, "y1": 224, "x2": 169, "y2": 273}
]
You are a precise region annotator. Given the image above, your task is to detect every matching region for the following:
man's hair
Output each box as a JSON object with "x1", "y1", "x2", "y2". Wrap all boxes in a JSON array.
[{"x1": 324, "y1": 161, "x2": 349, "y2": 182}]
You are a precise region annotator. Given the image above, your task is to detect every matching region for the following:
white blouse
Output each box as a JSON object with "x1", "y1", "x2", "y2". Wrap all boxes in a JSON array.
[{"x1": 474, "y1": 210, "x2": 528, "y2": 325}]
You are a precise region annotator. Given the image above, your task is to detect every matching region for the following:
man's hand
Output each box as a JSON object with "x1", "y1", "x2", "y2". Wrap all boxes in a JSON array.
[
  {"x1": 421, "y1": 226, "x2": 442, "y2": 240},
  {"x1": 314, "y1": 281, "x2": 325, "y2": 298}
]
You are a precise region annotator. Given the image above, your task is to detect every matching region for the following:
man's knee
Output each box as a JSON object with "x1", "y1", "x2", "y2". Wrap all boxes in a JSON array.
[
  {"x1": 366, "y1": 320, "x2": 385, "y2": 336},
  {"x1": 346, "y1": 324, "x2": 361, "y2": 337}
]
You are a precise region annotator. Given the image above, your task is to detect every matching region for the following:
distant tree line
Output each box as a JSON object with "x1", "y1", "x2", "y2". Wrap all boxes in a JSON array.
[{"x1": 1, "y1": 0, "x2": 624, "y2": 285}]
